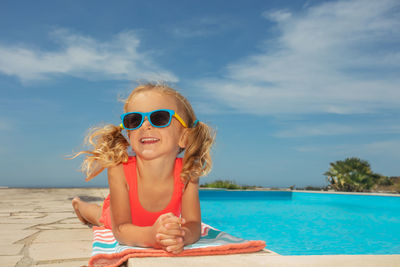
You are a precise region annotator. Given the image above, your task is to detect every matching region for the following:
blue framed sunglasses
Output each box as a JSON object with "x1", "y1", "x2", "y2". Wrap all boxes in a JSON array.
[{"x1": 120, "y1": 109, "x2": 188, "y2": 130}]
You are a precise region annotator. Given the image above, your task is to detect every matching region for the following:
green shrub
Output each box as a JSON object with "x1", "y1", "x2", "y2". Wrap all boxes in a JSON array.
[
  {"x1": 325, "y1": 157, "x2": 385, "y2": 192},
  {"x1": 201, "y1": 180, "x2": 245, "y2": 190}
]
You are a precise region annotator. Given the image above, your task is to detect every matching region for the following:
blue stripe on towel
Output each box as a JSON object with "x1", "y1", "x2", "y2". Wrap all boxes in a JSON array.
[
  {"x1": 93, "y1": 241, "x2": 118, "y2": 249},
  {"x1": 200, "y1": 228, "x2": 221, "y2": 239}
]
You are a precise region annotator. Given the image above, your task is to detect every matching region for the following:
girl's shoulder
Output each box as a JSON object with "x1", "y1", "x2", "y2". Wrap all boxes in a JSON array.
[
  {"x1": 108, "y1": 156, "x2": 136, "y2": 177},
  {"x1": 107, "y1": 162, "x2": 124, "y2": 176}
]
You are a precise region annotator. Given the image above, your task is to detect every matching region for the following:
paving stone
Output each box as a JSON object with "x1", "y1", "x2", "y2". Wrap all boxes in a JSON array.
[
  {"x1": 32, "y1": 226, "x2": 56, "y2": 230},
  {"x1": 0, "y1": 207, "x2": 41, "y2": 213},
  {"x1": 0, "y1": 223, "x2": 38, "y2": 231},
  {"x1": 1, "y1": 218, "x2": 41, "y2": 225},
  {"x1": 0, "y1": 255, "x2": 23, "y2": 266},
  {"x1": 34, "y1": 223, "x2": 89, "y2": 230},
  {"x1": 49, "y1": 223, "x2": 89, "y2": 230},
  {"x1": 0, "y1": 244, "x2": 24, "y2": 256},
  {"x1": 30, "y1": 240, "x2": 92, "y2": 262},
  {"x1": 0, "y1": 217, "x2": 52, "y2": 225},
  {"x1": 0, "y1": 227, "x2": 37, "y2": 244},
  {"x1": 39, "y1": 213, "x2": 74, "y2": 222},
  {"x1": 60, "y1": 217, "x2": 84, "y2": 224},
  {"x1": 1, "y1": 214, "x2": 70, "y2": 226},
  {"x1": 34, "y1": 229, "x2": 92, "y2": 243},
  {"x1": 34, "y1": 260, "x2": 89, "y2": 266},
  {"x1": 128, "y1": 254, "x2": 400, "y2": 267},
  {"x1": 32, "y1": 207, "x2": 74, "y2": 213},
  {"x1": 9, "y1": 212, "x2": 46, "y2": 219}
]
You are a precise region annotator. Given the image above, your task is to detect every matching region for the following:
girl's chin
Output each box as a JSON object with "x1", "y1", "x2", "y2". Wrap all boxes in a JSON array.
[{"x1": 134, "y1": 149, "x2": 179, "y2": 161}]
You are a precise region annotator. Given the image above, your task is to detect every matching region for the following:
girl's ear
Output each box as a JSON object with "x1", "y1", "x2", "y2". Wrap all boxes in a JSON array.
[{"x1": 178, "y1": 128, "x2": 189, "y2": 149}]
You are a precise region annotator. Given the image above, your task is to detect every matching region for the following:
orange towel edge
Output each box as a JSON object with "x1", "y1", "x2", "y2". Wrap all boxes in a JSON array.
[{"x1": 89, "y1": 240, "x2": 266, "y2": 267}]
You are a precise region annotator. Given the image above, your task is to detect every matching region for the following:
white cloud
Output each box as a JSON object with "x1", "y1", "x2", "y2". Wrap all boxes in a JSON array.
[
  {"x1": 275, "y1": 123, "x2": 360, "y2": 138},
  {"x1": 275, "y1": 122, "x2": 400, "y2": 138},
  {"x1": 294, "y1": 139, "x2": 400, "y2": 158},
  {"x1": 262, "y1": 10, "x2": 292, "y2": 22},
  {"x1": 170, "y1": 16, "x2": 237, "y2": 38},
  {"x1": 0, "y1": 29, "x2": 178, "y2": 83},
  {"x1": 360, "y1": 140, "x2": 400, "y2": 157},
  {"x1": 200, "y1": 0, "x2": 400, "y2": 115}
]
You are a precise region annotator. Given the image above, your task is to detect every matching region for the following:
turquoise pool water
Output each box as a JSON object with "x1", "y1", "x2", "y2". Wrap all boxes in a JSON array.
[{"x1": 199, "y1": 190, "x2": 400, "y2": 255}]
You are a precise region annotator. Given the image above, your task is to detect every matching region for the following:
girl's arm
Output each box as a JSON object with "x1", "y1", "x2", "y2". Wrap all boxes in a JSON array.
[
  {"x1": 107, "y1": 165, "x2": 156, "y2": 247},
  {"x1": 181, "y1": 179, "x2": 202, "y2": 245}
]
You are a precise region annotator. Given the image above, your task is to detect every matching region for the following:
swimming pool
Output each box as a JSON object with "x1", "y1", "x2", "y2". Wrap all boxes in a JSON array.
[{"x1": 199, "y1": 190, "x2": 400, "y2": 255}]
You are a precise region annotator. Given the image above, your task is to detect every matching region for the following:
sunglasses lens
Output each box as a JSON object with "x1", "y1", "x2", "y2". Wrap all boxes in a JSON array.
[
  {"x1": 124, "y1": 113, "x2": 143, "y2": 129},
  {"x1": 150, "y1": 110, "x2": 171, "y2": 127}
]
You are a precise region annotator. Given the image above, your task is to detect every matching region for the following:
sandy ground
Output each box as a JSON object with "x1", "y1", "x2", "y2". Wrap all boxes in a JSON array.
[{"x1": 0, "y1": 188, "x2": 399, "y2": 267}]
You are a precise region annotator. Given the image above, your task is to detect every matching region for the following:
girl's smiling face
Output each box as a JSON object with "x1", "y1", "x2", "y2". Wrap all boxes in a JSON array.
[{"x1": 126, "y1": 90, "x2": 187, "y2": 161}]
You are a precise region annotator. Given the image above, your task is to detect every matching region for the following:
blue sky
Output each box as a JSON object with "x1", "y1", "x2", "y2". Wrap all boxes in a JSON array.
[{"x1": 1, "y1": 0, "x2": 399, "y2": 188}]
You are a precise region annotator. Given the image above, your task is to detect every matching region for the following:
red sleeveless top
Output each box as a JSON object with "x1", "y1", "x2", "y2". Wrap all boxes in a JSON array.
[{"x1": 99, "y1": 157, "x2": 184, "y2": 229}]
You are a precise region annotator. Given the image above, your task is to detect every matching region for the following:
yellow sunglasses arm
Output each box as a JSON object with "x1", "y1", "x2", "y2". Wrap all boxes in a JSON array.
[{"x1": 173, "y1": 113, "x2": 188, "y2": 128}]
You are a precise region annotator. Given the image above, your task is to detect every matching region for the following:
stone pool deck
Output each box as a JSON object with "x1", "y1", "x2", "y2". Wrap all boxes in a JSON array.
[{"x1": 0, "y1": 188, "x2": 399, "y2": 267}]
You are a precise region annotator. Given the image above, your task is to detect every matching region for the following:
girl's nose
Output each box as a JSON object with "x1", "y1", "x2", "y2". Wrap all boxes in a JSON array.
[{"x1": 142, "y1": 117, "x2": 152, "y2": 129}]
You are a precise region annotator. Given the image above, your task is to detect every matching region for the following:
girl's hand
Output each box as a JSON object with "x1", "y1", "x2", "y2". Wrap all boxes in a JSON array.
[
  {"x1": 156, "y1": 232, "x2": 185, "y2": 254},
  {"x1": 152, "y1": 213, "x2": 186, "y2": 254}
]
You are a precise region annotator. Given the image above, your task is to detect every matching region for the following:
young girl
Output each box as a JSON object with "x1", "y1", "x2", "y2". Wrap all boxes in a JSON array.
[{"x1": 72, "y1": 83, "x2": 214, "y2": 254}]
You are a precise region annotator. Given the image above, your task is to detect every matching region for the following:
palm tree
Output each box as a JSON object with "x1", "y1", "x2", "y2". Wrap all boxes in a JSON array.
[{"x1": 324, "y1": 157, "x2": 384, "y2": 192}]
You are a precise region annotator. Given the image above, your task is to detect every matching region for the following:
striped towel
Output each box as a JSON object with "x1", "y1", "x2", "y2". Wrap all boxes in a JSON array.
[{"x1": 89, "y1": 223, "x2": 266, "y2": 267}]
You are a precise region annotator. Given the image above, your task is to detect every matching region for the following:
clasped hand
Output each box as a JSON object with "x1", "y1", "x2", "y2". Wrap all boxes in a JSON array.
[{"x1": 152, "y1": 213, "x2": 186, "y2": 254}]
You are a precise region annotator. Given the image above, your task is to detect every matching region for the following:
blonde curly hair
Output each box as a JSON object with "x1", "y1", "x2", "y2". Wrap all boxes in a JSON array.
[{"x1": 73, "y1": 83, "x2": 215, "y2": 183}]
